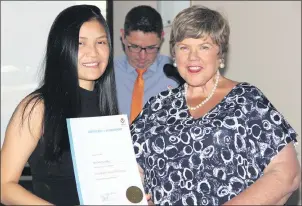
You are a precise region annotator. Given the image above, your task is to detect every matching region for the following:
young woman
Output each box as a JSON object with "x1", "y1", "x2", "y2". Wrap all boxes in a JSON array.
[{"x1": 1, "y1": 5, "x2": 118, "y2": 205}]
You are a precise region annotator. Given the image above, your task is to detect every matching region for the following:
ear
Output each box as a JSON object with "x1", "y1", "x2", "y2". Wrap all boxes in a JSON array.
[
  {"x1": 161, "y1": 31, "x2": 165, "y2": 38},
  {"x1": 120, "y1": 29, "x2": 125, "y2": 42},
  {"x1": 219, "y1": 58, "x2": 225, "y2": 69}
]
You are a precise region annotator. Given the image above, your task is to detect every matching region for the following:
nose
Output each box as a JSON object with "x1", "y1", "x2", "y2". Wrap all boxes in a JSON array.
[
  {"x1": 138, "y1": 49, "x2": 147, "y2": 60},
  {"x1": 86, "y1": 45, "x2": 98, "y2": 57},
  {"x1": 188, "y1": 48, "x2": 200, "y2": 61}
]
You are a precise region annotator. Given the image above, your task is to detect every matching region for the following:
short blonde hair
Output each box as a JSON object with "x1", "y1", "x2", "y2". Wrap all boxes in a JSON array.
[{"x1": 170, "y1": 5, "x2": 230, "y2": 59}]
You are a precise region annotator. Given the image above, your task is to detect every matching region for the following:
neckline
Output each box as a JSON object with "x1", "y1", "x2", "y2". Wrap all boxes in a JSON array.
[
  {"x1": 183, "y1": 82, "x2": 247, "y2": 121},
  {"x1": 125, "y1": 54, "x2": 159, "y2": 74},
  {"x1": 78, "y1": 86, "x2": 98, "y2": 97}
]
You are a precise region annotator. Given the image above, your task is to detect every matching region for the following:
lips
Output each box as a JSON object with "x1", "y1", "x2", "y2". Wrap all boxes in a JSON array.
[
  {"x1": 82, "y1": 62, "x2": 99, "y2": 67},
  {"x1": 188, "y1": 66, "x2": 203, "y2": 73}
]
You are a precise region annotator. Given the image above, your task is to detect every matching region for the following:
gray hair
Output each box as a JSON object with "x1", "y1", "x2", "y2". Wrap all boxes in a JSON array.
[{"x1": 170, "y1": 5, "x2": 230, "y2": 59}]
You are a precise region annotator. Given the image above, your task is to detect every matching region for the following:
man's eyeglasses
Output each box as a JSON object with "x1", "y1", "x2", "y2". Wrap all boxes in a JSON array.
[{"x1": 127, "y1": 44, "x2": 160, "y2": 54}]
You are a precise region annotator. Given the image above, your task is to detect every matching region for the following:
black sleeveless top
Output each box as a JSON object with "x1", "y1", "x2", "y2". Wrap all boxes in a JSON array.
[{"x1": 28, "y1": 87, "x2": 101, "y2": 205}]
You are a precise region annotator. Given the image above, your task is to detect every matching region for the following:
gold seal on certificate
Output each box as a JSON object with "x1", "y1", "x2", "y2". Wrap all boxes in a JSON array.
[{"x1": 126, "y1": 186, "x2": 144, "y2": 203}]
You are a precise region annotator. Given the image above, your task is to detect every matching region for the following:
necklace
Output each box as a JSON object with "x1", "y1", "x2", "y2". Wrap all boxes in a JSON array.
[{"x1": 184, "y1": 71, "x2": 220, "y2": 110}]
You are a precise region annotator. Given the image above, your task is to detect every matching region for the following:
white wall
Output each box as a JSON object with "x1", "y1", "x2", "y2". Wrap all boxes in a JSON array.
[
  {"x1": 1, "y1": 1, "x2": 107, "y2": 147},
  {"x1": 113, "y1": 1, "x2": 301, "y2": 204}
]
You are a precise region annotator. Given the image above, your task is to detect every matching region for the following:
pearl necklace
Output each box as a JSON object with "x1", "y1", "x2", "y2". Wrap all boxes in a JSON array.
[{"x1": 184, "y1": 71, "x2": 220, "y2": 110}]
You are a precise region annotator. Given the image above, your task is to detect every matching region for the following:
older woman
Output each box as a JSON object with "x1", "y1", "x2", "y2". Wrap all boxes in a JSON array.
[{"x1": 131, "y1": 5, "x2": 300, "y2": 206}]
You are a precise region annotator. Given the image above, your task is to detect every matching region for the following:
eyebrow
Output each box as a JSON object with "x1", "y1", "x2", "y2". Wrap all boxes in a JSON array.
[{"x1": 79, "y1": 35, "x2": 107, "y2": 39}]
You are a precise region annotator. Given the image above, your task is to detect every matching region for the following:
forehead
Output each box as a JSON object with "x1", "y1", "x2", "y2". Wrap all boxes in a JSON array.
[
  {"x1": 79, "y1": 19, "x2": 106, "y2": 35},
  {"x1": 177, "y1": 35, "x2": 215, "y2": 45},
  {"x1": 126, "y1": 31, "x2": 160, "y2": 46}
]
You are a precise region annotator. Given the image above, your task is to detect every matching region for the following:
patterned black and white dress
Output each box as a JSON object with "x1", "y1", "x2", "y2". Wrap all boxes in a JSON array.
[{"x1": 130, "y1": 82, "x2": 297, "y2": 205}]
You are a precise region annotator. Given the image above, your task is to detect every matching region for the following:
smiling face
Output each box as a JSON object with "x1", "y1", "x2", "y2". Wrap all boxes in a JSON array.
[
  {"x1": 78, "y1": 19, "x2": 109, "y2": 90},
  {"x1": 174, "y1": 36, "x2": 221, "y2": 87},
  {"x1": 121, "y1": 30, "x2": 162, "y2": 70}
]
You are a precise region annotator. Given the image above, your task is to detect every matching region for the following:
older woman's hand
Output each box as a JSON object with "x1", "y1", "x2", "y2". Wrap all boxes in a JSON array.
[{"x1": 145, "y1": 194, "x2": 154, "y2": 205}]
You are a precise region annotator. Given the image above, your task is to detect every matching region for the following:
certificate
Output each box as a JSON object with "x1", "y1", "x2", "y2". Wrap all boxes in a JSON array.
[{"x1": 66, "y1": 115, "x2": 147, "y2": 205}]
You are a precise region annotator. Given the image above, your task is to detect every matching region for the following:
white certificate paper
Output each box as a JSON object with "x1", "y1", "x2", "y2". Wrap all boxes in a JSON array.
[{"x1": 66, "y1": 115, "x2": 147, "y2": 205}]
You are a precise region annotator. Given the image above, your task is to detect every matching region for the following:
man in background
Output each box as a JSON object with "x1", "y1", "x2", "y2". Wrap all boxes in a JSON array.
[{"x1": 114, "y1": 5, "x2": 179, "y2": 123}]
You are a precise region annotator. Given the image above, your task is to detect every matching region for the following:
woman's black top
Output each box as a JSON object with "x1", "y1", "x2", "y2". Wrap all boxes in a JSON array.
[{"x1": 28, "y1": 87, "x2": 100, "y2": 205}]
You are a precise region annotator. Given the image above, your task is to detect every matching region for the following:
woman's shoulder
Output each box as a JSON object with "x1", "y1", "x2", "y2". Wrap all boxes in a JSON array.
[
  {"x1": 13, "y1": 91, "x2": 45, "y2": 122},
  {"x1": 231, "y1": 82, "x2": 269, "y2": 103},
  {"x1": 142, "y1": 85, "x2": 184, "y2": 112},
  {"x1": 4, "y1": 91, "x2": 45, "y2": 143},
  {"x1": 132, "y1": 86, "x2": 183, "y2": 125},
  {"x1": 22, "y1": 91, "x2": 44, "y2": 110},
  {"x1": 148, "y1": 85, "x2": 183, "y2": 103},
  {"x1": 222, "y1": 81, "x2": 281, "y2": 117},
  {"x1": 234, "y1": 82, "x2": 292, "y2": 125}
]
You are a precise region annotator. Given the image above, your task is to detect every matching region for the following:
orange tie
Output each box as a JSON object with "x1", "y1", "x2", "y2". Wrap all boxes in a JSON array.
[{"x1": 130, "y1": 68, "x2": 147, "y2": 123}]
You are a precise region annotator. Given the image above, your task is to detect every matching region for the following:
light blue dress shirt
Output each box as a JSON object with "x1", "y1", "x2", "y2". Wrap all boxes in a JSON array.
[{"x1": 114, "y1": 54, "x2": 179, "y2": 120}]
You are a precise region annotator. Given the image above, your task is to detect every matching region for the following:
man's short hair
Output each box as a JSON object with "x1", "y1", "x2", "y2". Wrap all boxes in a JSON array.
[{"x1": 124, "y1": 5, "x2": 163, "y2": 38}]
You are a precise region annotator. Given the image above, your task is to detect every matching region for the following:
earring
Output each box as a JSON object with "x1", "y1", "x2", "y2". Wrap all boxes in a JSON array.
[
  {"x1": 219, "y1": 59, "x2": 225, "y2": 69},
  {"x1": 173, "y1": 58, "x2": 177, "y2": 67}
]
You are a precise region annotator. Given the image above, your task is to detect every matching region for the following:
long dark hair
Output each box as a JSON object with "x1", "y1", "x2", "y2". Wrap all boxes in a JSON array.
[{"x1": 23, "y1": 5, "x2": 118, "y2": 162}]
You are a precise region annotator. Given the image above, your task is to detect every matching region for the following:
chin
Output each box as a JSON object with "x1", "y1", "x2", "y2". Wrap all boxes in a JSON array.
[
  {"x1": 183, "y1": 76, "x2": 205, "y2": 85},
  {"x1": 83, "y1": 73, "x2": 104, "y2": 81},
  {"x1": 185, "y1": 80, "x2": 205, "y2": 87},
  {"x1": 135, "y1": 61, "x2": 150, "y2": 69},
  {"x1": 94, "y1": 69, "x2": 106, "y2": 78}
]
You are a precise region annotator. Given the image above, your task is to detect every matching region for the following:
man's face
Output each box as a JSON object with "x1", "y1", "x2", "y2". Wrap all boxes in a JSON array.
[{"x1": 121, "y1": 30, "x2": 162, "y2": 70}]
